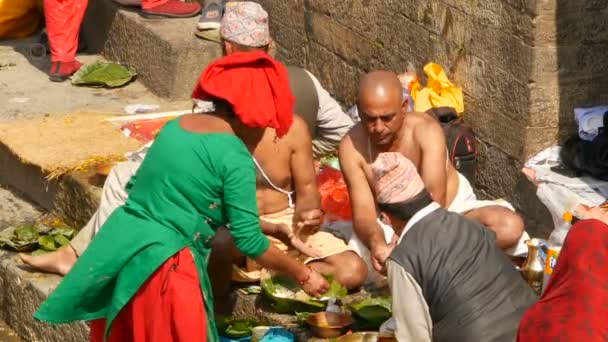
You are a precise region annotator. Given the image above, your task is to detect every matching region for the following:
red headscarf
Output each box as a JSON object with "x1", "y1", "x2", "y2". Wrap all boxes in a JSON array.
[
  {"x1": 191, "y1": 51, "x2": 294, "y2": 137},
  {"x1": 517, "y1": 219, "x2": 608, "y2": 341}
]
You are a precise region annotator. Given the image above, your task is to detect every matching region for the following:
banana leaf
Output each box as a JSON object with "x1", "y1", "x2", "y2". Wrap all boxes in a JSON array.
[
  {"x1": 38, "y1": 235, "x2": 57, "y2": 251},
  {"x1": 54, "y1": 234, "x2": 71, "y2": 247},
  {"x1": 349, "y1": 297, "x2": 392, "y2": 330},
  {"x1": 217, "y1": 319, "x2": 259, "y2": 338},
  {"x1": 0, "y1": 225, "x2": 40, "y2": 252},
  {"x1": 261, "y1": 275, "x2": 346, "y2": 314},
  {"x1": 0, "y1": 223, "x2": 75, "y2": 252},
  {"x1": 72, "y1": 61, "x2": 137, "y2": 88},
  {"x1": 31, "y1": 249, "x2": 49, "y2": 256},
  {"x1": 50, "y1": 227, "x2": 76, "y2": 239},
  {"x1": 15, "y1": 225, "x2": 39, "y2": 243}
]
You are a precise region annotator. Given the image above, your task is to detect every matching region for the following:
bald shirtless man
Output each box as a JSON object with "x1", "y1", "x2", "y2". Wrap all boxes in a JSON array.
[{"x1": 340, "y1": 70, "x2": 525, "y2": 275}]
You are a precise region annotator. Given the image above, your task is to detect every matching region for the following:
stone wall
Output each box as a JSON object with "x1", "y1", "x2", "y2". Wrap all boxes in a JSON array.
[{"x1": 254, "y1": 0, "x2": 608, "y2": 237}]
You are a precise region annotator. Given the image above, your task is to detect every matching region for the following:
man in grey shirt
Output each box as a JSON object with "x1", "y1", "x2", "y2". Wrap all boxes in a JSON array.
[{"x1": 371, "y1": 152, "x2": 536, "y2": 342}]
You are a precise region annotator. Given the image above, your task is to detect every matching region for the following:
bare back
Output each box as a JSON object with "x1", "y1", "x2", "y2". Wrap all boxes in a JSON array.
[
  {"x1": 250, "y1": 116, "x2": 318, "y2": 215},
  {"x1": 180, "y1": 114, "x2": 316, "y2": 216}
]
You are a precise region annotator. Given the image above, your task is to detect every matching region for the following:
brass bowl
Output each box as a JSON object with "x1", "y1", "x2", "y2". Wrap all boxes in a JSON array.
[{"x1": 306, "y1": 312, "x2": 354, "y2": 338}]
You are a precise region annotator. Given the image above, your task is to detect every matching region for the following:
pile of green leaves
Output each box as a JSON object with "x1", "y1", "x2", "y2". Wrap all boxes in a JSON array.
[
  {"x1": 0, "y1": 224, "x2": 75, "y2": 254},
  {"x1": 349, "y1": 297, "x2": 392, "y2": 330},
  {"x1": 216, "y1": 318, "x2": 260, "y2": 338},
  {"x1": 72, "y1": 61, "x2": 137, "y2": 88},
  {"x1": 261, "y1": 274, "x2": 347, "y2": 314}
]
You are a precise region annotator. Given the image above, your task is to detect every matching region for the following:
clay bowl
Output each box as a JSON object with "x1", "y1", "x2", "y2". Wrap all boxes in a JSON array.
[{"x1": 306, "y1": 312, "x2": 354, "y2": 339}]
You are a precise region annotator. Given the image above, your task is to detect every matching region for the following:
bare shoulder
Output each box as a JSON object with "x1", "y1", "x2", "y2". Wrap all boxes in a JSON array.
[
  {"x1": 406, "y1": 112, "x2": 443, "y2": 138},
  {"x1": 284, "y1": 115, "x2": 312, "y2": 141},
  {"x1": 339, "y1": 122, "x2": 367, "y2": 153},
  {"x1": 339, "y1": 122, "x2": 367, "y2": 169}
]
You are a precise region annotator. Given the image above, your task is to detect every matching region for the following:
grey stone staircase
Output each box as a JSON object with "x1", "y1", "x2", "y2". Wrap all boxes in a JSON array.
[{"x1": 81, "y1": 0, "x2": 222, "y2": 99}]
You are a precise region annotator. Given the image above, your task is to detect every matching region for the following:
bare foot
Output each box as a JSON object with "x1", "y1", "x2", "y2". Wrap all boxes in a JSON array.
[{"x1": 19, "y1": 245, "x2": 78, "y2": 276}]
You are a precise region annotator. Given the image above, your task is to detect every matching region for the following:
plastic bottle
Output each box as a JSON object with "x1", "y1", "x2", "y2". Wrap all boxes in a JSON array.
[{"x1": 542, "y1": 212, "x2": 572, "y2": 294}]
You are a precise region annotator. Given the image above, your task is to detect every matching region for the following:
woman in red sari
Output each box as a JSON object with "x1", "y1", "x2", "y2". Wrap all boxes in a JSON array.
[{"x1": 517, "y1": 219, "x2": 608, "y2": 341}]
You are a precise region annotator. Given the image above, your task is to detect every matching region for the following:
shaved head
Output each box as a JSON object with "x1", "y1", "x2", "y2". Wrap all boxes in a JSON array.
[
  {"x1": 357, "y1": 70, "x2": 407, "y2": 146},
  {"x1": 358, "y1": 70, "x2": 403, "y2": 107}
]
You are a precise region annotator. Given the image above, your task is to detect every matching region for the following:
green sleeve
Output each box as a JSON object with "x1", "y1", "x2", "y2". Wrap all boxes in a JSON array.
[{"x1": 221, "y1": 146, "x2": 270, "y2": 259}]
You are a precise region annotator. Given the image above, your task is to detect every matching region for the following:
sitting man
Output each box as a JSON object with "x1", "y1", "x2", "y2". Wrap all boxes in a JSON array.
[
  {"x1": 373, "y1": 152, "x2": 536, "y2": 342},
  {"x1": 339, "y1": 70, "x2": 526, "y2": 278},
  {"x1": 20, "y1": 2, "x2": 365, "y2": 290}
]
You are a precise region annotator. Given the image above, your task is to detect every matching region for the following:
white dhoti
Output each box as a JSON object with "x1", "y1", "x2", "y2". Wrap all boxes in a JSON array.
[{"x1": 70, "y1": 160, "x2": 141, "y2": 255}]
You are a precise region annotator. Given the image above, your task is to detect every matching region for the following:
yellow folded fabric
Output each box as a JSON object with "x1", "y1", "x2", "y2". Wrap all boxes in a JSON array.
[
  {"x1": 412, "y1": 63, "x2": 464, "y2": 115},
  {"x1": 0, "y1": 0, "x2": 42, "y2": 39}
]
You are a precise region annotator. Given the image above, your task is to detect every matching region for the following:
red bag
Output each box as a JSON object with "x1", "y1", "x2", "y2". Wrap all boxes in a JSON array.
[
  {"x1": 317, "y1": 166, "x2": 352, "y2": 222},
  {"x1": 44, "y1": 0, "x2": 88, "y2": 62}
]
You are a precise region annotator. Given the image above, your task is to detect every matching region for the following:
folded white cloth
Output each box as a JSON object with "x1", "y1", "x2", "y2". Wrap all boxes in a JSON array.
[{"x1": 574, "y1": 106, "x2": 608, "y2": 141}]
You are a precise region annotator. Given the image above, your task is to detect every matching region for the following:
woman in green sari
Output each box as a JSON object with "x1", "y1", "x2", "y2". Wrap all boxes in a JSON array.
[{"x1": 33, "y1": 52, "x2": 329, "y2": 341}]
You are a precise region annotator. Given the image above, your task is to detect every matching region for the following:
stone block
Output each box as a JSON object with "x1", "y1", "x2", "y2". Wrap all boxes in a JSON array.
[
  {"x1": 535, "y1": 6, "x2": 608, "y2": 46},
  {"x1": 468, "y1": 1, "x2": 535, "y2": 44},
  {"x1": 102, "y1": 10, "x2": 222, "y2": 99},
  {"x1": 528, "y1": 84, "x2": 559, "y2": 127},
  {"x1": 305, "y1": 42, "x2": 362, "y2": 106},
  {"x1": 467, "y1": 21, "x2": 533, "y2": 80},
  {"x1": 270, "y1": 20, "x2": 308, "y2": 67},
  {"x1": 83, "y1": 7, "x2": 223, "y2": 100},
  {"x1": 0, "y1": 250, "x2": 88, "y2": 342},
  {"x1": 465, "y1": 94, "x2": 527, "y2": 160},
  {"x1": 523, "y1": 127, "x2": 558, "y2": 159},
  {"x1": 308, "y1": 12, "x2": 380, "y2": 69},
  {"x1": 555, "y1": 44, "x2": 608, "y2": 81},
  {"x1": 475, "y1": 141, "x2": 521, "y2": 202},
  {"x1": 255, "y1": 0, "x2": 306, "y2": 33},
  {"x1": 513, "y1": 173, "x2": 554, "y2": 239},
  {"x1": 307, "y1": 0, "x2": 388, "y2": 42},
  {"x1": 462, "y1": 55, "x2": 530, "y2": 124}
]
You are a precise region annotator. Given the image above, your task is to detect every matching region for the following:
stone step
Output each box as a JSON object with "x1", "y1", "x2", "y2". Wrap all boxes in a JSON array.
[
  {"x1": 0, "y1": 187, "x2": 88, "y2": 342},
  {"x1": 81, "y1": 0, "x2": 222, "y2": 100}
]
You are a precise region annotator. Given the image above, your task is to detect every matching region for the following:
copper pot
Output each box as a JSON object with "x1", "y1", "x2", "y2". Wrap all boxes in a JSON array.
[{"x1": 306, "y1": 312, "x2": 354, "y2": 338}]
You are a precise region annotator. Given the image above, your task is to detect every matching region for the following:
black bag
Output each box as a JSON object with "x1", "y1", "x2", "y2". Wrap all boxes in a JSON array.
[
  {"x1": 427, "y1": 107, "x2": 478, "y2": 186},
  {"x1": 560, "y1": 111, "x2": 608, "y2": 181}
]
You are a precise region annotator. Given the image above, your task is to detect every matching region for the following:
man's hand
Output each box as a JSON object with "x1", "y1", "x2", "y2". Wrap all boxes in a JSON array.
[
  {"x1": 370, "y1": 234, "x2": 398, "y2": 274},
  {"x1": 300, "y1": 268, "x2": 330, "y2": 298},
  {"x1": 277, "y1": 223, "x2": 323, "y2": 258},
  {"x1": 294, "y1": 208, "x2": 324, "y2": 236}
]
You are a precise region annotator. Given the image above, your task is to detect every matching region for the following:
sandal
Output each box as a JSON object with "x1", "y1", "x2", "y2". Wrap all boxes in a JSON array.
[{"x1": 197, "y1": 0, "x2": 223, "y2": 30}]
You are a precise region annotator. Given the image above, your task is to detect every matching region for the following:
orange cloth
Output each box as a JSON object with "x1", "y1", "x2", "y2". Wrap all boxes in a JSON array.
[
  {"x1": 44, "y1": 0, "x2": 87, "y2": 62},
  {"x1": 192, "y1": 51, "x2": 294, "y2": 138},
  {"x1": 90, "y1": 248, "x2": 206, "y2": 342}
]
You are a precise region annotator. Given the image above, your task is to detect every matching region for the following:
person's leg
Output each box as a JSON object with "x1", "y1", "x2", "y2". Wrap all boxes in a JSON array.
[
  {"x1": 20, "y1": 161, "x2": 139, "y2": 275},
  {"x1": 465, "y1": 205, "x2": 525, "y2": 250},
  {"x1": 140, "y1": 0, "x2": 201, "y2": 19},
  {"x1": 308, "y1": 251, "x2": 368, "y2": 290},
  {"x1": 208, "y1": 226, "x2": 241, "y2": 315},
  {"x1": 44, "y1": 0, "x2": 88, "y2": 80}
]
